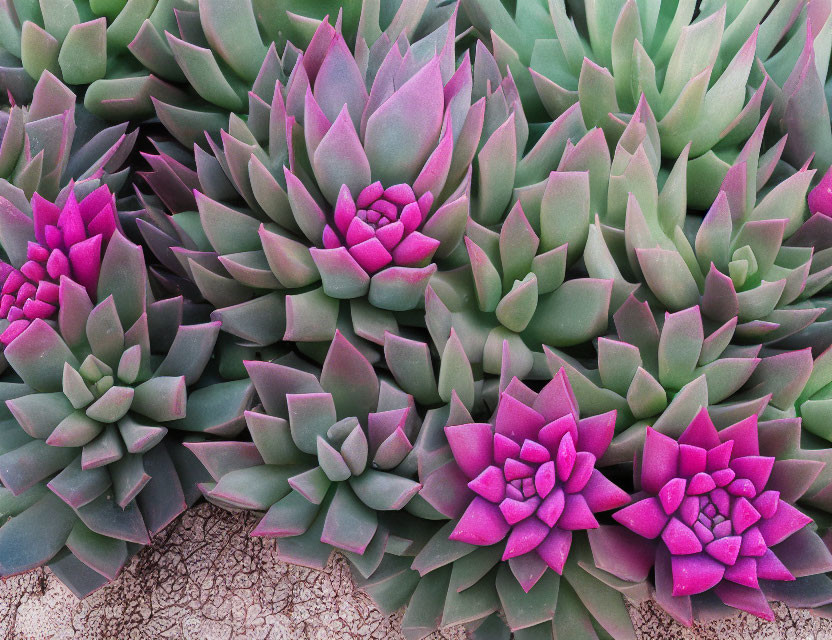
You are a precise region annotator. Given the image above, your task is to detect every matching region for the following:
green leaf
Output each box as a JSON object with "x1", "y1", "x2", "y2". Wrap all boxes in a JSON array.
[
  {"x1": 251, "y1": 490, "x2": 320, "y2": 537},
  {"x1": 131, "y1": 376, "x2": 186, "y2": 422},
  {"x1": 86, "y1": 296, "x2": 125, "y2": 370},
  {"x1": 0, "y1": 492, "x2": 75, "y2": 575},
  {"x1": 350, "y1": 469, "x2": 421, "y2": 510},
  {"x1": 526, "y1": 279, "x2": 612, "y2": 347},
  {"x1": 309, "y1": 247, "x2": 370, "y2": 299},
  {"x1": 578, "y1": 59, "x2": 619, "y2": 129},
  {"x1": 165, "y1": 33, "x2": 244, "y2": 111},
  {"x1": 466, "y1": 237, "x2": 502, "y2": 313},
  {"x1": 286, "y1": 393, "x2": 337, "y2": 455},
  {"x1": 58, "y1": 19, "x2": 107, "y2": 85},
  {"x1": 49, "y1": 411, "x2": 105, "y2": 447},
  {"x1": 500, "y1": 202, "x2": 539, "y2": 286},
  {"x1": 383, "y1": 333, "x2": 439, "y2": 405},
  {"x1": 321, "y1": 483, "x2": 378, "y2": 554},
  {"x1": 20, "y1": 22, "x2": 60, "y2": 80},
  {"x1": 197, "y1": 0, "x2": 268, "y2": 82},
  {"x1": 5, "y1": 320, "x2": 78, "y2": 392},
  {"x1": 209, "y1": 465, "x2": 295, "y2": 510},
  {"x1": 636, "y1": 248, "x2": 700, "y2": 310},
  {"x1": 658, "y1": 307, "x2": 704, "y2": 391},
  {"x1": 170, "y1": 379, "x2": 252, "y2": 437},
  {"x1": 626, "y1": 367, "x2": 667, "y2": 420},
  {"x1": 259, "y1": 225, "x2": 320, "y2": 288},
  {"x1": 597, "y1": 338, "x2": 641, "y2": 397},
  {"x1": 368, "y1": 265, "x2": 437, "y2": 312},
  {"x1": 65, "y1": 521, "x2": 127, "y2": 581},
  {"x1": 320, "y1": 331, "x2": 379, "y2": 422},
  {"x1": 98, "y1": 233, "x2": 146, "y2": 329},
  {"x1": 438, "y1": 329, "x2": 475, "y2": 409},
  {"x1": 495, "y1": 274, "x2": 539, "y2": 333},
  {"x1": 496, "y1": 563, "x2": 559, "y2": 631},
  {"x1": 6, "y1": 391, "x2": 74, "y2": 439},
  {"x1": 476, "y1": 114, "x2": 518, "y2": 225}
]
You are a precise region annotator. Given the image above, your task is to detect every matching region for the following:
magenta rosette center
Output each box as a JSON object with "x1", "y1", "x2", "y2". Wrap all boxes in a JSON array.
[
  {"x1": 0, "y1": 186, "x2": 117, "y2": 344},
  {"x1": 613, "y1": 409, "x2": 813, "y2": 619},
  {"x1": 444, "y1": 369, "x2": 630, "y2": 591},
  {"x1": 322, "y1": 181, "x2": 439, "y2": 274}
]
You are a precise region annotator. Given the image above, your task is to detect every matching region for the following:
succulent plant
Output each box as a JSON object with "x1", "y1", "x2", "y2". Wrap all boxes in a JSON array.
[
  {"x1": 344, "y1": 366, "x2": 641, "y2": 639},
  {"x1": 606, "y1": 408, "x2": 832, "y2": 624},
  {"x1": 0, "y1": 183, "x2": 120, "y2": 346},
  {"x1": 0, "y1": 229, "x2": 253, "y2": 596},
  {"x1": 139, "y1": 12, "x2": 535, "y2": 354},
  {"x1": 461, "y1": 0, "x2": 811, "y2": 197},
  {"x1": 0, "y1": 71, "x2": 137, "y2": 202},
  {"x1": 445, "y1": 368, "x2": 631, "y2": 580},
  {"x1": 582, "y1": 95, "x2": 832, "y2": 344},
  {"x1": 422, "y1": 98, "x2": 650, "y2": 384},
  {"x1": 188, "y1": 330, "x2": 426, "y2": 568}
]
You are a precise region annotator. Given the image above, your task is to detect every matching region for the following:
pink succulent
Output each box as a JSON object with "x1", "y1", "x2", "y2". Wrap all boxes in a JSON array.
[
  {"x1": 0, "y1": 185, "x2": 118, "y2": 344},
  {"x1": 808, "y1": 166, "x2": 832, "y2": 216},
  {"x1": 322, "y1": 182, "x2": 440, "y2": 274},
  {"x1": 613, "y1": 409, "x2": 813, "y2": 620},
  {"x1": 444, "y1": 369, "x2": 630, "y2": 592}
]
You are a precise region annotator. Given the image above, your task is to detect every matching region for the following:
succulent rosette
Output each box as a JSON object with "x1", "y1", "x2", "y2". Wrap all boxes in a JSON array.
[
  {"x1": 582, "y1": 95, "x2": 832, "y2": 344},
  {"x1": 0, "y1": 228, "x2": 253, "y2": 596},
  {"x1": 444, "y1": 368, "x2": 631, "y2": 579},
  {"x1": 0, "y1": 184, "x2": 120, "y2": 347},
  {"x1": 188, "y1": 331, "x2": 425, "y2": 568},
  {"x1": 425, "y1": 122, "x2": 618, "y2": 382},
  {"x1": 605, "y1": 408, "x2": 832, "y2": 624},
  {"x1": 0, "y1": 71, "x2": 137, "y2": 202},
  {"x1": 0, "y1": 0, "x2": 189, "y2": 119},
  {"x1": 461, "y1": 0, "x2": 809, "y2": 203},
  {"x1": 140, "y1": 12, "x2": 535, "y2": 354},
  {"x1": 344, "y1": 366, "x2": 641, "y2": 639}
]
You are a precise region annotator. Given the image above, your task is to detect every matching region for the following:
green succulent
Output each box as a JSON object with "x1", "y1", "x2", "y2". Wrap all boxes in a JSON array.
[{"x1": 0, "y1": 231, "x2": 253, "y2": 596}]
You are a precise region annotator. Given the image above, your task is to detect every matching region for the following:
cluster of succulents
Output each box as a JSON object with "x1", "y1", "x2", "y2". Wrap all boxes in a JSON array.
[{"x1": 6, "y1": 0, "x2": 832, "y2": 638}]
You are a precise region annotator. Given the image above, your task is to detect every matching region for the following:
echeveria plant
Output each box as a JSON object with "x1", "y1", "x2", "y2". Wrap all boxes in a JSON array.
[
  {"x1": 140, "y1": 13, "x2": 524, "y2": 353},
  {"x1": 188, "y1": 331, "x2": 423, "y2": 566},
  {"x1": 345, "y1": 366, "x2": 641, "y2": 639},
  {"x1": 0, "y1": 230, "x2": 252, "y2": 596},
  {"x1": 584, "y1": 98, "x2": 832, "y2": 344},
  {"x1": 608, "y1": 409, "x2": 832, "y2": 623},
  {"x1": 0, "y1": 185, "x2": 119, "y2": 345}
]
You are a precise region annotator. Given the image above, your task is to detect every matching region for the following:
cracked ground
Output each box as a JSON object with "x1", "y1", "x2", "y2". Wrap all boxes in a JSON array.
[{"x1": 0, "y1": 503, "x2": 831, "y2": 639}]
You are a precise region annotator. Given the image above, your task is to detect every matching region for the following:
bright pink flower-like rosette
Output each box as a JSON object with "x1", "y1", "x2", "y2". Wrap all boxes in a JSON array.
[
  {"x1": 321, "y1": 181, "x2": 438, "y2": 274},
  {"x1": 0, "y1": 185, "x2": 118, "y2": 344},
  {"x1": 443, "y1": 368, "x2": 630, "y2": 592},
  {"x1": 612, "y1": 408, "x2": 823, "y2": 622}
]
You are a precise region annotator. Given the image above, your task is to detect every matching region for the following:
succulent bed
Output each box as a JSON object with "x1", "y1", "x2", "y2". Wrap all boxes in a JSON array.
[{"x1": 6, "y1": 0, "x2": 832, "y2": 638}]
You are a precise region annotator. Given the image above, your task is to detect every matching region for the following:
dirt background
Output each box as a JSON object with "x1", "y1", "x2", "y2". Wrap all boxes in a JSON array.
[{"x1": 1, "y1": 503, "x2": 831, "y2": 639}]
